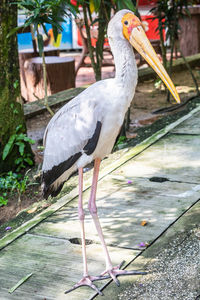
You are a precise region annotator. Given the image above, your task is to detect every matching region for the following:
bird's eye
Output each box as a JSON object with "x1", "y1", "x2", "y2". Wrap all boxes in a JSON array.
[{"x1": 124, "y1": 20, "x2": 129, "y2": 26}]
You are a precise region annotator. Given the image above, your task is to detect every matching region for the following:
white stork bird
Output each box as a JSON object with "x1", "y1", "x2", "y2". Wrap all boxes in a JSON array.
[{"x1": 42, "y1": 9, "x2": 180, "y2": 295}]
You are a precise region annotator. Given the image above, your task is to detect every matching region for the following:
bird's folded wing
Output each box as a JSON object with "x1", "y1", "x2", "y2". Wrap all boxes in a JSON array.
[{"x1": 42, "y1": 97, "x2": 102, "y2": 173}]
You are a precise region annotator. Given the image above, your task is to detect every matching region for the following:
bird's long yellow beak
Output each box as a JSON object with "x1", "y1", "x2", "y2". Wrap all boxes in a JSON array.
[{"x1": 129, "y1": 26, "x2": 180, "y2": 103}]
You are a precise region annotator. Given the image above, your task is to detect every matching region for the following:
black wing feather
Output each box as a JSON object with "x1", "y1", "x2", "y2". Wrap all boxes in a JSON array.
[
  {"x1": 83, "y1": 121, "x2": 102, "y2": 155},
  {"x1": 42, "y1": 121, "x2": 102, "y2": 199}
]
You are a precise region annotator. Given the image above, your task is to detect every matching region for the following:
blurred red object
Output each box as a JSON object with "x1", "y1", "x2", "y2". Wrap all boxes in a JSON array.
[
  {"x1": 141, "y1": 15, "x2": 165, "y2": 40},
  {"x1": 70, "y1": 0, "x2": 77, "y2": 6},
  {"x1": 139, "y1": 0, "x2": 157, "y2": 5}
]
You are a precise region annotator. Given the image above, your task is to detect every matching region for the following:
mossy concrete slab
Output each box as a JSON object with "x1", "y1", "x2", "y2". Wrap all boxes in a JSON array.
[
  {"x1": 0, "y1": 233, "x2": 138, "y2": 300},
  {"x1": 171, "y1": 110, "x2": 200, "y2": 135},
  {"x1": 126, "y1": 133, "x2": 200, "y2": 183},
  {"x1": 94, "y1": 201, "x2": 200, "y2": 300},
  {"x1": 30, "y1": 174, "x2": 200, "y2": 249},
  {"x1": 30, "y1": 128, "x2": 200, "y2": 249}
]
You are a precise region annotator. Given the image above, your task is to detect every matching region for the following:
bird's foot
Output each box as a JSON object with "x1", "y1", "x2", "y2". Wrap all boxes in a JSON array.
[
  {"x1": 64, "y1": 274, "x2": 110, "y2": 296},
  {"x1": 100, "y1": 261, "x2": 147, "y2": 287}
]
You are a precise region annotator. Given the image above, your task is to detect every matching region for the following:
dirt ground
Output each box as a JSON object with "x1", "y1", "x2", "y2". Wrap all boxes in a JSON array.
[{"x1": 0, "y1": 64, "x2": 200, "y2": 236}]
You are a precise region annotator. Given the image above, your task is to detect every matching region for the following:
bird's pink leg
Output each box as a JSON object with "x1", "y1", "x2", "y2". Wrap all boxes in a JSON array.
[
  {"x1": 88, "y1": 158, "x2": 113, "y2": 270},
  {"x1": 78, "y1": 167, "x2": 88, "y2": 277},
  {"x1": 88, "y1": 158, "x2": 147, "y2": 286},
  {"x1": 65, "y1": 168, "x2": 107, "y2": 296}
]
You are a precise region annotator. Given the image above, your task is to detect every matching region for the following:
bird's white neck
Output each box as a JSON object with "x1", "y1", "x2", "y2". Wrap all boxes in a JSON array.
[{"x1": 110, "y1": 38, "x2": 138, "y2": 94}]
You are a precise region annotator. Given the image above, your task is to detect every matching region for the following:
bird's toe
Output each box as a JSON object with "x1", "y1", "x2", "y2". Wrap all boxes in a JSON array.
[
  {"x1": 65, "y1": 275, "x2": 107, "y2": 295},
  {"x1": 100, "y1": 261, "x2": 147, "y2": 287}
]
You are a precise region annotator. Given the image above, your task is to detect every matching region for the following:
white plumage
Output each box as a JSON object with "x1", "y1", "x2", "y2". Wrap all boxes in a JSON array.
[{"x1": 41, "y1": 9, "x2": 180, "y2": 294}]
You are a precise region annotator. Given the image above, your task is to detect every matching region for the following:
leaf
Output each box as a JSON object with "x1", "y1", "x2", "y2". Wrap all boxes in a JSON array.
[
  {"x1": 15, "y1": 157, "x2": 23, "y2": 165},
  {"x1": 140, "y1": 220, "x2": 148, "y2": 226},
  {"x1": 122, "y1": 0, "x2": 135, "y2": 11},
  {"x1": 90, "y1": 17, "x2": 102, "y2": 26},
  {"x1": 37, "y1": 33, "x2": 44, "y2": 57},
  {"x1": 27, "y1": 207, "x2": 37, "y2": 214},
  {"x1": 2, "y1": 135, "x2": 16, "y2": 160},
  {"x1": 54, "y1": 16, "x2": 66, "y2": 24},
  {"x1": 24, "y1": 157, "x2": 34, "y2": 165},
  {"x1": 89, "y1": 0, "x2": 96, "y2": 13},
  {"x1": 23, "y1": 137, "x2": 35, "y2": 144},
  {"x1": 184, "y1": 7, "x2": 191, "y2": 17},
  {"x1": 0, "y1": 197, "x2": 8, "y2": 207},
  {"x1": 16, "y1": 124, "x2": 23, "y2": 132},
  {"x1": 23, "y1": 16, "x2": 35, "y2": 28},
  {"x1": 6, "y1": 26, "x2": 24, "y2": 38},
  {"x1": 41, "y1": 24, "x2": 48, "y2": 37},
  {"x1": 117, "y1": 136, "x2": 126, "y2": 145},
  {"x1": 9, "y1": 273, "x2": 33, "y2": 294},
  {"x1": 19, "y1": 143, "x2": 25, "y2": 156},
  {"x1": 16, "y1": 163, "x2": 25, "y2": 172},
  {"x1": 116, "y1": 0, "x2": 135, "y2": 11},
  {"x1": 67, "y1": 3, "x2": 79, "y2": 16},
  {"x1": 52, "y1": 25, "x2": 59, "y2": 43},
  {"x1": 13, "y1": 80, "x2": 19, "y2": 89}
]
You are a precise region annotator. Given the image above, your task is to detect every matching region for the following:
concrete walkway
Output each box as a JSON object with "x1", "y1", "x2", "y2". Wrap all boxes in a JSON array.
[{"x1": 0, "y1": 108, "x2": 200, "y2": 300}]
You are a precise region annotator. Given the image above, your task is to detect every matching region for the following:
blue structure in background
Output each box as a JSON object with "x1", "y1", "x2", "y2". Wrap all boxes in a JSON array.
[{"x1": 17, "y1": 32, "x2": 33, "y2": 51}]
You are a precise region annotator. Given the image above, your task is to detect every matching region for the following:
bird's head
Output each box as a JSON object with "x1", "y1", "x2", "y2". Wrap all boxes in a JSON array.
[{"x1": 108, "y1": 10, "x2": 180, "y2": 104}]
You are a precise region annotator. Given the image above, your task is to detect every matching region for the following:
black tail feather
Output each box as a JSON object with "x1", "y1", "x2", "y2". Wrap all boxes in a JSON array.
[{"x1": 42, "y1": 180, "x2": 65, "y2": 200}]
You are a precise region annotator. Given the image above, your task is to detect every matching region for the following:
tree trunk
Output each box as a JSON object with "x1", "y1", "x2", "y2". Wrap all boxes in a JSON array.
[
  {"x1": 0, "y1": 1, "x2": 33, "y2": 173},
  {"x1": 82, "y1": 2, "x2": 108, "y2": 82}
]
